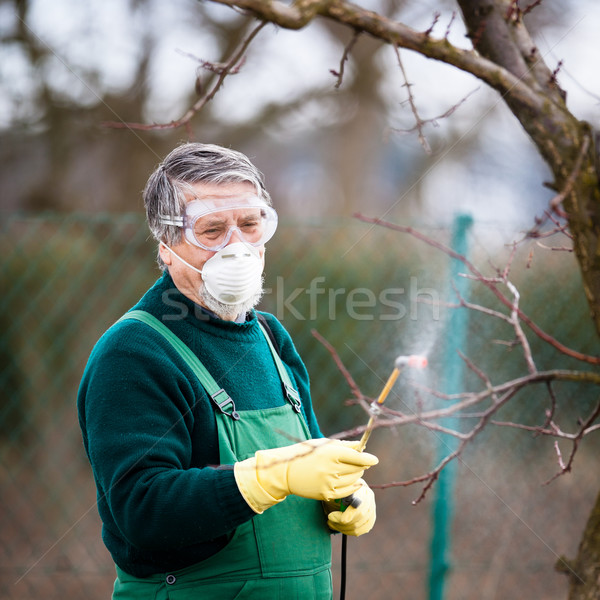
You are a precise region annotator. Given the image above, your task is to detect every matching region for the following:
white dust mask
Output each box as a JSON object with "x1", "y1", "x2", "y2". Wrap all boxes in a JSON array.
[
  {"x1": 201, "y1": 242, "x2": 264, "y2": 305},
  {"x1": 162, "y1": 242, "x2": 264, "y2": 306}
]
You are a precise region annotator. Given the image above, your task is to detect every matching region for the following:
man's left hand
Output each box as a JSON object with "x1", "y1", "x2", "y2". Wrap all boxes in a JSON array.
[{"x1": 323, "y1": 479, "x2": 376, "y2": 536}]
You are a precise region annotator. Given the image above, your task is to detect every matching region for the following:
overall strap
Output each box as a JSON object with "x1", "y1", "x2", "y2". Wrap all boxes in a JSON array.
[
  {"x1": 256, "y1": 322, "x2": 302, "y2": 414},
  {"x1": 118, "y1": 310, "x2": 240, "y2": 420},
  {"x1": 118, "y1": 310, "x2": 303, "y2": 417}
]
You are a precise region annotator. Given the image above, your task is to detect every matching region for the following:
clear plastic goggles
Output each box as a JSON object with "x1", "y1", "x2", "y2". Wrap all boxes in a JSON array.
[{"x1": 159, "y1": 196, "x2": 278, "y2": 252}]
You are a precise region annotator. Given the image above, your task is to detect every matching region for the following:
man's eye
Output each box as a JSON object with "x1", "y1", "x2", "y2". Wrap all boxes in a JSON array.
[
  {"x1": 241, "y1": 221, "x2": 259, "y2": 230},
  {"x1": 199, "y1": 227, "x2": 225, "y2": 239}
]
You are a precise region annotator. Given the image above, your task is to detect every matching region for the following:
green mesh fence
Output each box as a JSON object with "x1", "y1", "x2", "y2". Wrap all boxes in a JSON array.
[{"x1": 1, "y1": 213, "x2": 599, "y2": 599}]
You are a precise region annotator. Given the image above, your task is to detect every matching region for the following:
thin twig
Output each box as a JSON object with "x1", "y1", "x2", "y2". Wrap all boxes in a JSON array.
[
  {"x1": 523, "y1": 0, "x2": 543, "y2": 16},
  {"x1": 543, "y1": 399, "x2": 600, "y2": 484},
  {"x1": 394, "y1": 45, "x2": 431, "y2": 154},
  {"x1": 524, "y1": 210, "x2": 573, "y2": 243},
  {"x1": 424, "y1": 12, "x2": 440, "y2": 37},
  {"x1": 539, "y1": 381, "x2": 557, "y2": 433},
  {"x1": 330, "y1": 31, "x2": 360, "y2": 89},
  {"x1": 457, "y1": 350, "x2": 496, "y2": 397},
  {"x1": 434, "y1": 282, "x2": 511, "y2": 323},
  {"x1": 499, "y1": 242, "x2": 518, "y2": 281},
  {"x1": 536, "y1": 242, "x2": 573, "y2": 252},
  {"x1": 311, "y1": 329, "x2": 365, "y2": 404},
  {"x1": 521, "y1": 135, "x2": 588, "y2": 240},
  {"x1": 103, "y1": 21, "x2": 268, "y2": 131},
  {"x1": 506, "y1": 280, "x2": 537, "y2": 374},
  {"x1": 444, "y1": 12, "x2": 457, "y2": 40},
  {"x1": 390, "y1": 86, "x2": 480, "y2": 143},
  {"x1": 175, "y1": 48, "x2": 247, "y2": 74}
]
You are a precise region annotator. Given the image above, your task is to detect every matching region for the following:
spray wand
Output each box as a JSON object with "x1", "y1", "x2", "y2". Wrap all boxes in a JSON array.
[
  {"x1": 339, "y1": 354, "x2": 428, "y2": 510},
  {"x1": 336, "y1": 354, "x2": 428, "y2": 600}
]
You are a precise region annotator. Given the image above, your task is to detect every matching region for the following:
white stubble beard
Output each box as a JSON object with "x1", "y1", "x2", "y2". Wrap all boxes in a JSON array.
[{"x1": 197, "y1": 277, "x2": 264, "y2": 321}]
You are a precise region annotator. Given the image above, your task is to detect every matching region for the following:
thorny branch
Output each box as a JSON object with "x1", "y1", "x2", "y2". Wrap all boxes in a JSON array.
[
  {"x1": 209, "y1": 0, "x2": 548, "y2": 113},
  {"x1": 394, "y1": 46, "x2": 431, "y2": 155}
]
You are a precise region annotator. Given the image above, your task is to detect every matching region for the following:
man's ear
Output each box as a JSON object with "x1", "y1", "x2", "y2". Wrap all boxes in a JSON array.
[{"x1": 158, "y1": 242, "x2": 172, "y2": 266}]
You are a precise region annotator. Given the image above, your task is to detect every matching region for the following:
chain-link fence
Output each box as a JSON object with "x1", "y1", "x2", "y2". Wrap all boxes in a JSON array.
[{"x1": 2, "y1": 213, "x2": 599, "y2": 599}]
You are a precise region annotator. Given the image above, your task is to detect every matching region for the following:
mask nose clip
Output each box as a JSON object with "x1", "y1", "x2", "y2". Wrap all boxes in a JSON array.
[{"x1": 221, "y1": 248, "x2": 253, "y2": 259}]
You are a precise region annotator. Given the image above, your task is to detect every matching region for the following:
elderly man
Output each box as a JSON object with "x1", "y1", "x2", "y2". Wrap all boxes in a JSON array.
[{"x1": 78, "y1": 143, "x2": 378, "y2": 599}]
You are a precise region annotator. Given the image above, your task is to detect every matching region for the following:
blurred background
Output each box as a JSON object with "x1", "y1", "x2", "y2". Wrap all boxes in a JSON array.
[{"x1": 2, "y1": 0, "x2": 600, "y2": 598}]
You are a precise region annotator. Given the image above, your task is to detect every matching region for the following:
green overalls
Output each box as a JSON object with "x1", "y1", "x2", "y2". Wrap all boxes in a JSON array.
[{"x1": 112, "y1": 311, "x2": 332, "y2": 599}]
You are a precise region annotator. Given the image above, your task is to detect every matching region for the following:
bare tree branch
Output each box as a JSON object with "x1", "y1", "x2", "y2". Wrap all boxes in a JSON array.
[{"x1": 209, "y1": 0, "x2": 549, "y2": 114}]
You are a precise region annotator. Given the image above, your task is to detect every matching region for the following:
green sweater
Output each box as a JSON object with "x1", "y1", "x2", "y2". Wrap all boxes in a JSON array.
[{"x1": 77, "y1": 272, "x2": 322, "y2": 577}]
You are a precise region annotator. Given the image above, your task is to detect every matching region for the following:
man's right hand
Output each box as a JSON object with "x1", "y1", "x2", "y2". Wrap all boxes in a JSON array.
[{"x1": 234, "y1": 438, "x2": 378, "y2": 514}]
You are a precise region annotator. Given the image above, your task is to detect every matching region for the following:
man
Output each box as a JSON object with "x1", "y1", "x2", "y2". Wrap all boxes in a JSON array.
[{"x1": 78, "y1": 143, "x2": 378, "y2": 599}]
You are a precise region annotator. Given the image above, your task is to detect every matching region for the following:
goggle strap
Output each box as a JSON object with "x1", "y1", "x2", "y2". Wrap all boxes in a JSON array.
[{"x1": 159, "y1": 215, "x2": 184, "y2": 227}]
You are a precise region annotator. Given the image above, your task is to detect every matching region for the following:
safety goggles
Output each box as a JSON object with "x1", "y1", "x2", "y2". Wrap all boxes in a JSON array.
[{"x1": 159, "y1": 196, "x2": 278, "y2": 252}]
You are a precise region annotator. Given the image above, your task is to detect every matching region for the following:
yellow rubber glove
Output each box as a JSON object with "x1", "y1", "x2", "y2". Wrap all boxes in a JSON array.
[
  {"x1": 233, "y1": 438, "x2": 379, "y2": 514},
  {"x1": 324, "y1": 479, "x2": 376, "y2": 536}
]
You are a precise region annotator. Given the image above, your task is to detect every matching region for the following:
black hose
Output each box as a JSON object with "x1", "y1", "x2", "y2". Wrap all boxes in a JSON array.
[{"x1": 340, "y1": 533, "x2": 348, "y2": 600}]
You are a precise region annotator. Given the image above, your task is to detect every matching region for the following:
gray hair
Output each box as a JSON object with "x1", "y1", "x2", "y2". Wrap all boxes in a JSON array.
[{"x1": 144, "y1": 142, "x2": 271, "y2": 269}]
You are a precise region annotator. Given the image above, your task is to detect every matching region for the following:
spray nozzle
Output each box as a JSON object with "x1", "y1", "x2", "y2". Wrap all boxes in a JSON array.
[
  {"x1": 368, "y1": 401, "x2": 383, "y2": 416},
  {"x1": 394, "y1": 354, "x2": 428, "y2": 370}
]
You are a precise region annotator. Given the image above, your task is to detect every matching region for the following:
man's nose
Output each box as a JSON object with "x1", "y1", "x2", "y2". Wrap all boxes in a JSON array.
[{"x1": 227, "y1": 227, "x2": 244, "y2": 245}]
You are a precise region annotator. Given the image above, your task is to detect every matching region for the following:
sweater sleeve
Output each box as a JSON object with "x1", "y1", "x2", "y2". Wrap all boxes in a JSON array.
[
  {"x1": 77, "y1": 320, "x2": 255, "y2": 552},
  {"x1": 256, "y1": 312, "x2": 323, "y2": 439}
]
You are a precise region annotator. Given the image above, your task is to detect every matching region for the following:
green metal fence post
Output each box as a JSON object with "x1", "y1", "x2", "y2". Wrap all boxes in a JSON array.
[{"x1": 428, "y1": 213, "x2": 473, "y2": 600}]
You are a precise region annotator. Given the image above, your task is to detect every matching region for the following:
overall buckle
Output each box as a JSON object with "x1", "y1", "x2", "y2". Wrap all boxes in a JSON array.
[
  {"x1": 284, "y1": 385, "x2": 302, "y2": 413},
  {"x1": 211, "y1": 389, "x2": 240, "y2": 420}
]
